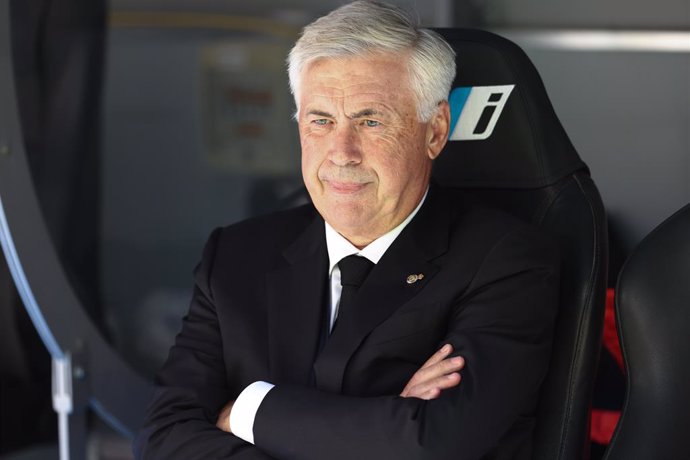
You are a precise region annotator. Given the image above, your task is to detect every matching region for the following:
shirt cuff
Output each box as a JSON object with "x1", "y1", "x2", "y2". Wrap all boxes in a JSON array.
[{"x1": 229, "y1": 381, "x2": 275, "y2": 444}]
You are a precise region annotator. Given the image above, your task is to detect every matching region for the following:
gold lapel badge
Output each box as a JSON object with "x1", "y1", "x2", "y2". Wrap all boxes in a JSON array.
[{"x1": 406, "y1": 273, "x2": 425, "y2": 284}]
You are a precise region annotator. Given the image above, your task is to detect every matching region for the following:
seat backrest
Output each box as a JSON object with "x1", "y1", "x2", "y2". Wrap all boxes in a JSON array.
[
  {"x1": 433, "y1": 29, "x2": 608, "y2": 460},
  {"x1": 603, "y1": 203, "x2": 690, "y2": 460}
]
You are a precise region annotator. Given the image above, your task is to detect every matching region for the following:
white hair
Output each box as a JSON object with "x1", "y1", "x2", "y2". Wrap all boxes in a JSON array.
[{"x1": 287, "y1": 0, "x2": 457, "y2": 122}]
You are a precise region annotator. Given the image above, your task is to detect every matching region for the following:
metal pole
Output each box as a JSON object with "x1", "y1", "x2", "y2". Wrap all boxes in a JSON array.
[{"x1": 52, "y1": 355, "x2": 73, "y2": 460}]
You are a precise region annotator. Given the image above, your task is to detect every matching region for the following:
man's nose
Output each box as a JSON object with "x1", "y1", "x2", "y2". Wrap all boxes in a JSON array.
[{"x1": 328, "y1": 124, "x2": 362, "y2": 166}]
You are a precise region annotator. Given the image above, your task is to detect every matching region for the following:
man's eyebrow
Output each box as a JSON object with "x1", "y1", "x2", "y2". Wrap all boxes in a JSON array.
[
  {"x1": 347, "y1": 108, "x2": 382, "y2": 118},
  {"x1": 306, "y1": 109, "x2": 334, "y2": 118}
]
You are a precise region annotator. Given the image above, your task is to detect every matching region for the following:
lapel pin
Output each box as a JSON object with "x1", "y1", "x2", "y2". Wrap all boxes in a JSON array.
[{"x1": 406, "y1": 273, "x2": 424, "y2": 284}]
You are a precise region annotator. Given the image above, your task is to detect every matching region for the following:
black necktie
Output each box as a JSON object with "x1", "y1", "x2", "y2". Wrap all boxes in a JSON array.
[{"x1": 332, "y1": 255, "x2": 374, "y2": 332}]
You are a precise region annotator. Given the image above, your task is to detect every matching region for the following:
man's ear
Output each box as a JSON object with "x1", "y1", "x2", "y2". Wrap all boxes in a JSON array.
[{"x1": 426, "y1": 101, "x2": 450, "y2": 160}]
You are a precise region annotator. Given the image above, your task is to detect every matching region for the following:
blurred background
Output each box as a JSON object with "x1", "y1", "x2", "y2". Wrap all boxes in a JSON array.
[{"x1": 1, "y1": 0, "x2": 688, "y2": 458}]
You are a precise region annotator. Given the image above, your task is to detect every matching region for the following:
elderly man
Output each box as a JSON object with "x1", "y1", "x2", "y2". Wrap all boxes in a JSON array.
[{"x1": 134, "y1": 1, "x2": 558, "y2": 459}]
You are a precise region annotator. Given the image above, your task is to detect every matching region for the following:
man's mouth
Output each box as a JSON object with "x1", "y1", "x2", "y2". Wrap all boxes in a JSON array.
[{"x1": 324, "y1": 180, "x2": 369, "y2": 193}]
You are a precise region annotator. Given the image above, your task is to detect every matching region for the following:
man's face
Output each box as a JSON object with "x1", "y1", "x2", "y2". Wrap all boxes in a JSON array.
[{"x1": 298, "y1": 54, "x2": 449, "y2": 247}]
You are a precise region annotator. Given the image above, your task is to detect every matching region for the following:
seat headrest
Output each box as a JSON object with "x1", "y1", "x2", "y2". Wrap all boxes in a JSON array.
[{"x1": 432, "y1": 29, "x2": 586, "y2": 189}]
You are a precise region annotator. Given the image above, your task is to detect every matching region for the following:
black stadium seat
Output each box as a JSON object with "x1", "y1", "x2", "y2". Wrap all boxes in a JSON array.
[
  {"x1": 433, "y1": 29, "x2": 609, "y2": 460},
  {"x1": 603, "y1": 203, "x2": 690, "y2": 460}
]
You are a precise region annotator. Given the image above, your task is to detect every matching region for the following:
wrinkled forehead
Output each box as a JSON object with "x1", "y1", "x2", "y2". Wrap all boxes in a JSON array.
[{"x1": 299, "y1": 55, "x2": 415, "y2": 109}]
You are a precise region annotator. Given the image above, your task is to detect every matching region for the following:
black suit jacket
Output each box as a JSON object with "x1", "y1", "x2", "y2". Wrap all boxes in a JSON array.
[{"x1": 134, "y1": 185, "x2": 559, "y2": 460}]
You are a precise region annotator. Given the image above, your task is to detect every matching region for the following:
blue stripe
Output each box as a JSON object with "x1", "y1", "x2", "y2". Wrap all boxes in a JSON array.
[
  {"x1": 448, "y1": 87, "x2": 471, "y2": 138},
  {"x1": 0, "y1": 197, "x2": 63, "y2": 358}
]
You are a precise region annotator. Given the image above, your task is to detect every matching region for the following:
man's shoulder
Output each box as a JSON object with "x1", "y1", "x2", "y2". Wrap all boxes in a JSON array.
[
  {"x1": 219, "y1": 202, "x2": 319, "y2": 239},
  {"x1": 431, "y1": 185, "x2": 557, "y2": 259},
  {"x1": 433, "y1": 186, "x2": 536, "y2": 236},
  {"x1": 194, "y1": 202, "x2": 322, "y2": 280},
  {"x1": 200, "y1": 202, "x2": 320, "y2": 262}
]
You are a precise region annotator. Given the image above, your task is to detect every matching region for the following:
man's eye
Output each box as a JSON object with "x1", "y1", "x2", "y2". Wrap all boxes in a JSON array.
[
  {"x1": 364, "y1": 120, "x2": 380, "y2": 127},
  {"x1": 312, "y1": 119, "x2": 329, "y2": 126}
]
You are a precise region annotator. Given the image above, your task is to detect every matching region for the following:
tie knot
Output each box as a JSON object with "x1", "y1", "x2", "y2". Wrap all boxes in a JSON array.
[{"x1": 339, "y1": 255, "x2": 374, "y2": 288}]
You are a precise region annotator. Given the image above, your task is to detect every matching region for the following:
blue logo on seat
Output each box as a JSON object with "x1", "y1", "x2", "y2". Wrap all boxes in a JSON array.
[{"x1": 448, "y1": 85, "x2": 515, "y2": 141}]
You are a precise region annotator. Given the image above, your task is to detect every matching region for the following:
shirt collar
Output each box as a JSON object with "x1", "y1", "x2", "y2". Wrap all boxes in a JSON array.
[{"x1": 325, "y1": 187, "x2": 428, "y2": 275}]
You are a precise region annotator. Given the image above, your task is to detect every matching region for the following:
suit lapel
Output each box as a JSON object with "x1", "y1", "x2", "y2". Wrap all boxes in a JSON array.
[
  {"x1": 266, "y1": 215, "x2": 328, "y2": 386},
  {"x1": 314, "y1": 186, "x2": 451, "y2": 393}
]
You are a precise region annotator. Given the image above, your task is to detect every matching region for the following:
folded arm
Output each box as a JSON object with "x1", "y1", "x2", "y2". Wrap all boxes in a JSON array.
[{"x1": 216, "y1": 343, "x2": 465, "y2": 433}]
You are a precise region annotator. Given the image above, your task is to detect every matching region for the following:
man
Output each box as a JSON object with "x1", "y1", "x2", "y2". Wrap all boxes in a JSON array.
[{"x1": 134, "y1": 2, "x2": 559, "y2": 459}]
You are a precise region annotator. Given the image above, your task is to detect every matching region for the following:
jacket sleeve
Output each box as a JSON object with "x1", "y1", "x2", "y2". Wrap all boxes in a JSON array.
[
  {"x1": 133, "y1": 228, "x2": 277, "y2": 460},
  {"x1": 252, "y1": 226, "x2": 560, "y2": 460}
]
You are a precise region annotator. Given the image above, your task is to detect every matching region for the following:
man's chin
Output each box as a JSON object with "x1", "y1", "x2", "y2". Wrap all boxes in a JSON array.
[{"x1": 324, "y1": 213, "x2": 379, "y2": 243}]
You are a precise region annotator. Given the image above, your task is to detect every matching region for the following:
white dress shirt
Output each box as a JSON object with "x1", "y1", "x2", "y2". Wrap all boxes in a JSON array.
[{"x1": 230, "y1": 190, "x2": 428, "y2": 444}]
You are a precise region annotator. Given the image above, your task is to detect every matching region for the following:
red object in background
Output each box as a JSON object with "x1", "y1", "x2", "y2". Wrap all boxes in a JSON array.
[
  {"x1": 603, "y1": 288, "x2": 624, "y2": 370},
  {"x1": 590, "y1": 288, "x2": 623, "y2": 445},
  {"x1": 591, "y1": 409, "x2": 622, "y2": 445}
]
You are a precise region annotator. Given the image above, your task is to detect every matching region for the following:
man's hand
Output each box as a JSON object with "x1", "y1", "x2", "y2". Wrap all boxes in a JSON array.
[
  {"x1": 400, "y1": 344, "x2": 464, "y2": 400},
  {"x1": 216, "y1": 400, "x2": 234, "y2": 433}
]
